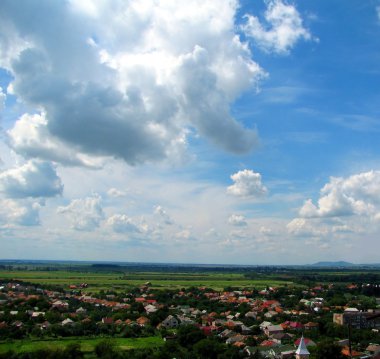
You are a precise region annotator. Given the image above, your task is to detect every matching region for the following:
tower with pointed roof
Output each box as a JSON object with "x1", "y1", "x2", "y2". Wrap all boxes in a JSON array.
[{"x1": 295, "y1": 336, "x2": 310, "y2": 359}]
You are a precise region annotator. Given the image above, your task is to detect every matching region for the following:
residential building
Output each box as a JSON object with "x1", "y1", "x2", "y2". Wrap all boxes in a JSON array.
[{"x1": 333, "y1": 311, "x2": 380, "y2": 329}]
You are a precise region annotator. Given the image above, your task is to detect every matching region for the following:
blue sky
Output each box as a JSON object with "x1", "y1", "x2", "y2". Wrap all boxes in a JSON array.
[{"x1": 0, "y1": 0, "x2": 380, "y2": 265}]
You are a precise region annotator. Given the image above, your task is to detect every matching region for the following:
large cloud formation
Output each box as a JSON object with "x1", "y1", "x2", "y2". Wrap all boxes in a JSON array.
[{"x1": 0, "y1": 0, "x2": 269, "y2": 166}]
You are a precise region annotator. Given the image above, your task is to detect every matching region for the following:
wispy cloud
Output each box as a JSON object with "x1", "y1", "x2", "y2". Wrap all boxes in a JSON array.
[
  {"x1": 332, "y1": 114, "x2": 380, "y2": 132},
  {"x1": 258, "y1": 85, "x2": 314, "y2": 104},
  {"x1": 283, "y1": 131, "x2": 329, "y2": 144}
]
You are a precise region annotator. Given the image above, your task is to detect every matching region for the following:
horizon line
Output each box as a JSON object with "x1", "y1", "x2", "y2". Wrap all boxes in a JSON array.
[{"x1": 0, "y1": 258, "x2": 379, "y2": 267}]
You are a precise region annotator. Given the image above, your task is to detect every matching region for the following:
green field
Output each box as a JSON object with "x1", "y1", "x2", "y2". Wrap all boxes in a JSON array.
[
  {"x1": 0, "y1": 270, "x2": 293, "y2": 291},
  {"x1": 0, "y1": 337, "x2": 163, "y2": 354}
]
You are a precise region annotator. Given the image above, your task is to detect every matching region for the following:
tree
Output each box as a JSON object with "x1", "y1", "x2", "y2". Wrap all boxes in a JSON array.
[
  {"x1": 218, "y1": 345, "x2": 245, "y2": 359},
  {"x1": 152, "y1": 341, "x2": 190, "y2": 359},
  {"x1": 0, "y1": 350, "x2": 17, "y2": 359},
  {"x1": 193, "y1": 338, "x2": 223, "y2": 359},
  {"x1": 245, "y1": 336, "x2": 258, "y2": 347},
  {"x1": 251, "y1": 350, "x2": 263, "y2": 359},
  {"x1": 177, "y1": 325, "x2": 205, "y2": 348},
  {"x1": 314, "y1": 340, "x2": 345, "y2": 359},
  {"x1": 63, "y1": 343, "x2": 84, "y2": 359},
  {"x1": 94, "y1": 339, "x2": 118, "y2": 359},
  {"x1": 29, "y1": 348, "x2": 66, "y2": 359}
]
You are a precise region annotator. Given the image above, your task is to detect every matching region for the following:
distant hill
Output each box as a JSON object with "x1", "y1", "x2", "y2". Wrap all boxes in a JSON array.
[{"x1": 311, "y1": 261, "x2": 355, "y2": 267}]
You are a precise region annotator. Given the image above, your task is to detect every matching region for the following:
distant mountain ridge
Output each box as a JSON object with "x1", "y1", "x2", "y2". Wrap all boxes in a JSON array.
[
  {"x1": 1, "y1": 258, "x2": 380, "y2": 268},
  {"x1": 311, "y1": 261, "x2": 355, "y2": 267}
]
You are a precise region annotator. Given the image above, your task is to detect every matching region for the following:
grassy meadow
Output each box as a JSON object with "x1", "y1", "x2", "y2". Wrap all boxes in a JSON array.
[
  {"x1": 0, "y1": 337, "x2": 163, "y2": 354},
  {"x1": 0, "y1": 270, "x2": 293, "y2": 291}
]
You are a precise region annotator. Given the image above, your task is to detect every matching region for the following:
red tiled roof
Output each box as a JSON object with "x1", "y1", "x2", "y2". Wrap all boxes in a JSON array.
[
  {"x1": 260, "y1": 340, "x2": 277, "y2": 347},
  {"x1": 294, "y1": 338, "x2": 314, "y2": 346},
  {"x1": 136, "y1": 316, "x2": 150, "y2": 325},
  {"x1": 102, "y1": 317, "x2": 113, "y2": 324},
  {"x1": 341, "y1": 346, "x2": 363, "y2": 357}
]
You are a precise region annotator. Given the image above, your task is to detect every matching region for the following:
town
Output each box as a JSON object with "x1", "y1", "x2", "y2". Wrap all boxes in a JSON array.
[{"x1": 0, "y1": 265, "x2": 380, "y2": 358}]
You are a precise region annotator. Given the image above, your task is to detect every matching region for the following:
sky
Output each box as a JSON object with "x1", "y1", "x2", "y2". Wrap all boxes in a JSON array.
[{"x1": 0, "y1": 0, "x2": 380, "y2": 265}]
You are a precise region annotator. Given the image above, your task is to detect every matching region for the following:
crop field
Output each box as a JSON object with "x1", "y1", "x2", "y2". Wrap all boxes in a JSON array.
[
  {"x1": 0, "y1": 270, "x2": 294, "y2": 291},
  {"x1": 0, "y1": 336, "x2": 164, "y2": 354}
]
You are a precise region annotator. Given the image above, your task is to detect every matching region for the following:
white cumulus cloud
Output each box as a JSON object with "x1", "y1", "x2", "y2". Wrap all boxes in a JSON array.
[
  {"x1": 107, "y1": 188, "x2": 127, "y2": 198},
  {"x1": 0, "y1": 160, "x2": 63, "y2": 198},
  {"x1": 288, "y1": 170, "x2": 380, "y2": 243},
  {"x1": 242, "y1": 0, "x2": 311, "y2": 54},
  {"x1": 227, "y1": 169, "x2": 267, "y2": 197},
  {"x1": 228, "y1": 214, "x2": 247, "y2": 226},
  {"x1": 174, "y1": 229, "x2": 194, "y2": 241},
  {"x1": 286, "y1": 217, "x2": 325, "y2": 238},
  {"x1": 8, "y1": 113, "x2": 104, "y2": 168},
  {"x1": 1, "y1": 0, "x2": 266, "y2": 166},
  {"x1": 154, "y1": 205, "x2": 173, "y2": 225},
  {"x1": 106, "y1": 214, "x2": 147, "y2": 234},
  {"x1": 57, "y1": 194, "x2": 104, "y2": 231},
  {"x1": 299, "y1": 170, "x2": 380, "y2": 218},
  {"x1": 0, "y1": 198, "x2": 42, "y2": 226}
]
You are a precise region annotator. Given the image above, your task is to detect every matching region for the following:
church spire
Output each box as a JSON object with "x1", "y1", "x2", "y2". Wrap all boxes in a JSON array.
[{"x1": 295, "y1": 335, "x2": 310, "y2": 359}]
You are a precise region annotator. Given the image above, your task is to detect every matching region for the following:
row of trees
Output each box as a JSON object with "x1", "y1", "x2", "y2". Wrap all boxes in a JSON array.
[{"x1": 0, "y1": 337, "x2": 348, "y2": 359}]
